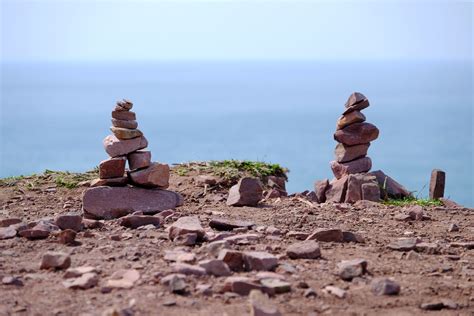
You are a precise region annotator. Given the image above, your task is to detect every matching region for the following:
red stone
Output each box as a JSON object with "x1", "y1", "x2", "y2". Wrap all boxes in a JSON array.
[
  {"x1": 314, "y1": 179, "x2": 329, "y2": 203},
  {"x1": 336, "y1": 111, "x2": 366, "y2": 130},
  {"x1": 127, "y1": 151, "x2": 151, "y2": 171},
  {"x1": 99, "y1": 157, "x2": 126, "y2": 179},
  {"x1": 325, "y1": 176, "x2": 348, "y2": 203},
  {"x1": 306, "y1": 228, "x2": 344, "y2": 242},
  {"x1": 119, "y1": 215, "x2": 161, "y2": 229},
  {"x1": 169, "y1": 216, "x2": 205, "y2": 241},
  {"x1": 361, "y1": 183, "x2": 381, "y2": 202},
  {"x1": 111, "y1": 118, "x2": 138, "y2": 129},
  {"x1": 226, "y1": 178, "x2": 263, "y2": 207},
  {"x1": 330, "y1": 157, "x2": 372, "y2": 179},
  {"x1": 334, "y1": 143, "x2": 370, "y2": 163},
  {"x1": 370, "y1": 170, "x2": 412, "y2": 199},
  {"x1": 344, "y1": 92, "x2": 367, "y2": 108},
  {"x1": 55, "y1": 212, "x2": 83, "y2": 232},
  {"x1": 103, "y1": 135, "x2": 148, "y2": 157},
  {"x1": 128, "y1": 162, "x2": 169, "y2": 188},
  {"x1": 344, "y1": 174, "x2": 378, "y2": 203},
  {"x1": 429, "y1": 169, "x2": 445, "y2": 199},
  {"x1": 111, "y1": 110, "x2": 136, "y2": 121},
  {"x1": 334, "y1": 123, "x2": 379, "y2": 146}
]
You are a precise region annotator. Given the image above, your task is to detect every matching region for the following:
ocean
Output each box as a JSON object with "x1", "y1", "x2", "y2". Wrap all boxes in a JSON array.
[{"x1": 1, "y1": 60, "x2": 472, "y2": 206}]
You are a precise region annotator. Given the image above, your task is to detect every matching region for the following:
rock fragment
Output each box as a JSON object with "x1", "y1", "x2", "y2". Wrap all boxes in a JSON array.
[
  {"x1": 226, "y1": 178, "x2": 263, "y2": 207},
  {"x1": 198, "y1": 259, "x2": 232, "y2": 277},
  {"x1": 169, "y1": 216, "x2": 205, "y2": 241},
  {"x1": 63, "y1": 273, "x2": 99, "y2": 290},
  {"x1": 119, "y1": 215, "x2": 160, "y2": 229},
  {"x1": 429, "y1": 169, "x2": 445, "y2": 199},
  {"x1": 337, "y1": 259, "x2": 368, "y2": 281},
  {"x1": 249, "y1": 290, "x2": 282, "y2": 316},
  {"x1": 105, "y1": 269, "x2": 140, "y2": 289},
  {"x1": 209, "y1": 218, "x2": 254, "y2": 231},
  {"x1": 40, "y1": 251, "x2": 71, "y2": 270},
  {"x1": 127, "y1": 151, "x2": 151, "y2": 171},
  {"x1": 306, "y1": 228, "x2": 344, "y2": 242},
  {"x1": 128, "y1": 162, "x2": 170, "y2": 188},
  {"x1": 55, "y1": 212, "x2": 83, "y2": 232},
  {"x1": 103, "y1": 135, "x2": 148, "y2": 157},
  {"x1": 371, "y1": 278, "x2": 400, "y2": 295},
  {"x1": 218, "y1": 249, "x2": 244, "y2": 272},
  {"x1": 334, "y1": 123, "x2": 379, "y2": 146},
  {"x1": 286, "y1": 240, "x2": 321, "y2": 259},
  {"x1": 243, "y1": 251, "x2": 278, "y2": 271}
]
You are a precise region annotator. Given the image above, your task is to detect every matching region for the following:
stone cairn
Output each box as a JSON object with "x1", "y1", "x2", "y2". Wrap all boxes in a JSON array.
[
  {"x1": 314, "y1": 92, "x2": 411, "y2": 203},
  {"x1": 82, "y1": 99, "x2": 183, "y2": 220}
]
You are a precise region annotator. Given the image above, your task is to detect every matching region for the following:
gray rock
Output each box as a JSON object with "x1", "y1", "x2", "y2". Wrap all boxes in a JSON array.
[
  {"x1": 243, "y1": 251, "x2": 278, "y2": 271},
  {"x1": 286, "y1": 240, "x2": 321, "y2": 259}
]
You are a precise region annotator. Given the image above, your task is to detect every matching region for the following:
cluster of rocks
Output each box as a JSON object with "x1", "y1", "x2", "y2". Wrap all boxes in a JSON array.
[
  {"x1": 82, "y1": 100, "x2": 182, "y2": 219},
  {"x1": 314, "y1": 92, "x2": 411, "y2": 203}
]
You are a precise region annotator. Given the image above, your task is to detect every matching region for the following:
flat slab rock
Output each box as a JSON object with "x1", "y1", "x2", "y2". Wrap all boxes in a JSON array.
[
  {"x1": 82, "y1": 186, "x2": 183, "y2": 220},
  {"x1": 209, "y1": 218, "x2": 255, "y2": 231}
]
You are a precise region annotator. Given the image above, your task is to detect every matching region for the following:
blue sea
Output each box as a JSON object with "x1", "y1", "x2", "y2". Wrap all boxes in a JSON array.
[{"x1": 1, "y1": 61, "x2": 472, "y2": 207}]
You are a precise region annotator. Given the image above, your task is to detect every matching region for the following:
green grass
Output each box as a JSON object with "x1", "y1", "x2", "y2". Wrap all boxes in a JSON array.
[{"x1": 383, "y1": 197, "x2": 443, "y2": 207}]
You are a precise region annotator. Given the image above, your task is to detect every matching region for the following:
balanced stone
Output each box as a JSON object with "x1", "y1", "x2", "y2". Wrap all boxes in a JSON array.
[
  {"x1": 128, "y1": 162, "x2": 170, "y2": 188},
  {"x1": 111, "y1": 118, "x2": 138, "y2": 129},
  {"x1": 103, "y1": 135, "x2": 148, "y2": 157},
  {"x1": 336, "y1": 111, "x2": 366, "y2": 130},
  {"x1": 82, "y1": 186, "x2": 183, "y2": 219},
  {"x1": 128, "y1": 151, "x2": 151, "y2": 171},
  {"x1": 90, "y1": 176, "x2": 128, "y2": 187},
  {"x1": 334, "y1": 123, "x2": 379, "y2": 146},
  {"x1": 115, "y1": 99, "x2": 133, "y2": 111},
  {"x1": 110, "y1": 127, "x2": 143, "y2": 140},
  {"x1": 344, "y1": 92, "x2": 367, "y2": 108},
  {"x1": 334, "y1": 143, "x2": 370, "y2": 163},
  {"x1": 99, "y1": 157, "x2": 126, "y2": 179},
  {"x1": 330, "y1": 157, "x2": 372, "y2": 179},
  {"x1": 112, "y1": 110, "x2": 136, "y2": 121}
]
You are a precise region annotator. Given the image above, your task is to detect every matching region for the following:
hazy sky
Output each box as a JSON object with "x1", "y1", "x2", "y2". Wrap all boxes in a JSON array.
[{"x1": 1, "y1": 0, "x2": 472, "y2": 62}]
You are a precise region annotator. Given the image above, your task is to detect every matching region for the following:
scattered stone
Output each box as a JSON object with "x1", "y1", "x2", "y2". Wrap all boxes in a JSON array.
[
  {"x1": 55, "y1": 212, "x2": 83, "y2": 232},
  {"x1": 304, "y1": 288, "x2": 317, "y2": 298},
  {"x1": 162, "y1": 298, "x2": 177, "y2": 307},
  {"x1": 260, "y1": 278, "x2": 291, "y2": 295},
  {"x1": 164, "y1": 249, "x2": 196, "y2": 263},
  {"x1": 173, "y1": 233, "x2": 198, "y2": 246},
  {"x1": 370, "y1": 170, "x2": 412, "y2": 199},
  {"x1": 169, "y1": 216, "x2": 205, "y2": 241},
  {"x1": 82, "y1": 186, "x2": 183, "y2": 220},
  {"x1": 337, "y1": 259, "x2": 368, "y2": 281},
  {"x1": 127, "y1": 151, "x2": 151, "y2": 171},
  {"x1": 119, "y1": 215, "x2": 160, "y2": 229},
  {"x1": 2, "y1": 276, "x2": 23, "y2": 286},
  {"x1": 57, "y1": 229, "x2": 77, "y2": 245},
  {"x1": 128, "y1": 162, "x2": 170, "y2": 188},
  {"x1": 223, "y1": 276, "x2": 262, "y2": 296},
  {"x1": 405, "y1": 250, "x2": 422, "y2": 260},
  {"x1": 449, "y1": 241, "x2": 474, "y2": 249},
  {"x1": 334, "y1": 123, "x2": 379, "y2": 146},
  {"x1": 209, "y1": 218, "x2": 255, "y2": 231},
  {"x1": 198, "y1": 259, "x2": 232, "y2": 277},
  {"x1": 306, "y1": 228, "x2": 344, "y2": 242},
  {"x1": 40, "y1": 251, "x2": 71, "y2": 270},
  {"x1": 82, "y1": 219, "x2": 104, "y2": 229},
  {"x1": 330, "y1": 157, "x2": 372, "y2": 179},
  {"x1": 20, "y1": 221, "x2": 59, "y2": 239},
  {"x1": 420, "y1": 302, "x2": 445, "y2": 311},
  {"x1": 196, "y1": 283, "x2": 213, "y2": 296},
  {"x1": 226, "y1": 177, "x2": 263, "y2": 207},
  {"x1": 168, "y1": 274, "x2": 187, "y2": 294},
  {"x1": 314, "y1": 179, "x2": 329, "y2": 203},
  {"x1": 171, "y1": 263, "x2": 206, "y2": 276},
  {"x1": 406, "y1": 205, "x2": 424, "y2": 220},
  {"x1": 325, "y1": 176, "x2": 348, "y2": 203},
  {"x1": 286, "y1": 240, "x2": 321, "y2": 259},
  {"x1": 105, "y1": 269, "x2": 140, "y2": 289},
  {"x1": 0, "y1": 218, "x2": 22, "y2": 228},
  {"x1": 99, "y1": 157, "x2": 126, "y2": 179},
  {"x1": 387, "y1": 238, "x2": 420, "y2": 251},
  {"x1": 439, "y1": 198, "x2": 462, "y2": 208},
  {"x1": 323, "y1": 286, "x2": 346, "y2": 299},
  {"x1": 249, "y1": 289, "x2": 282, "y2": 316},
  {"x1": 429, "y1": 169, "x2": 445, "y2": 199},
  {"x1": 63, "y1": 272, "x2": 99, "y2": 290},
  {"x1": 342, "y1": 231, "x2": 365, "y2": 243},
  {"x1": 64, "y1": 266, "x2": 98, "y2": 279},
  {"x1": 218, "y1": 249, "x2": 244, "y2": 272},
  {"x1": 103, "y1": 134, "x2": 148, "y2": 157},
  {"x1": 287, "y1": 231, "x2": 309, "y2": 240},
  {"x1": 243, "y1": 251, "x2": 278, "y2": 271},
  {"x1": 371, "y1": 278, "x2": 400, "y2": 295},
  {"x1": 0, "y1": 226, "x2": 17, "y2": 240},
  {"x1": 415, "y1": 242, "x2": 439, "y2": 254},
  {"x1": 448, "y1": 223, "x2": 459, "y2": 232}
]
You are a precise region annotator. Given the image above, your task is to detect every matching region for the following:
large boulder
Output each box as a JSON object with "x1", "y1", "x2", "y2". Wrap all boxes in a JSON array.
[
  {"x1": 103, "y1": 135, "x2": 148, "y2": 157},
  {"x1": 82, "y1": 186, "x2": 183, "y2": 219},
  {"x1": 369, "y1": 170, "x2": 412, "y2": 199},
  {"x1": 334, "y1": 123, "x2": 379, "y2": 146},
  {"x1": 227, "y1": 178, "x2": 263, "y2": 207}
]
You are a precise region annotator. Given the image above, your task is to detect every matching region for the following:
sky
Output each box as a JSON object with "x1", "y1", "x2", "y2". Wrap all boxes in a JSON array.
[{"x1": 1, "y1": 0, "x2": 473, "y2": 62}]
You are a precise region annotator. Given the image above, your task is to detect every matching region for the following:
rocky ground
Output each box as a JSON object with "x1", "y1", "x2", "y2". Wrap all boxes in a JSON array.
[{"x1": 0, "y1": 164, "x2": 473, "y2": 316}]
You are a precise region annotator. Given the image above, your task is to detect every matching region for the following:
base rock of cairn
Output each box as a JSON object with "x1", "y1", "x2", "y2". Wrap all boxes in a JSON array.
[
  {"x1": 314, "y1": 92, "x2": 411, "y2": 203},
  {"x1": 82, "y1": 99, "x2": 183, "y2": 219}
]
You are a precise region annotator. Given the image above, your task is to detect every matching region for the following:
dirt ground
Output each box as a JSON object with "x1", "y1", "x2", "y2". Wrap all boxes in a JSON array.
[{"x1": 0, "y1": 167, "x2": 473, "y2": 316}]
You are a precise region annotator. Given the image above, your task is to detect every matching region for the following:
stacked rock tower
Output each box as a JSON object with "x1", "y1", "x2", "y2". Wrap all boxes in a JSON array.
[{"x1": 82, "y1": 99, "x2": 182, "y2": 220}]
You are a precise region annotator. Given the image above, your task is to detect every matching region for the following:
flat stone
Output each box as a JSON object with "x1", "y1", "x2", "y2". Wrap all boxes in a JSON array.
[
  {"x1": 449, "y1": 242, "x2": 474, "y2": 249},
  {"x1": 111, "y1": 110, "x2": 136, "y2": 121},
  {"x1": 223, "y1": 233, "x2": 261, "y2": 244},
  {"x1": 55, "y1": 212, "x2": 83, "y2": 232},
  {"x1": 0, "y1": 226, "x2": 17, "y2": 239},
  {"x1": 370, "y1": 170, "x2": 412, "y2": 199},
  {"x1": 169, "y1": 216, "x2": 205, "y2": 241},
  {"x1": 64, "y1": 266, "x2": 99, "y2": 279},
  {"x1": 306, "y1": 228, "x2": 344, "y2": 242},
  {"x1": 57, "y1": 229, "x2": 76, "y2": 245},
  {"x1": 82, "y1": 219, "x2": 104, "y2": 229},
  {"x1": 314, "y1": 179, "x2": 329, "y2": 203},
  {"x1": 40, "y1": 251, "x2": 71, "y2": 270},
  {"x1": 90, "y1": 177, "x2": 128, "y2": 187},
  {"x1": 334, "y1": 123, "x2": 379, "y2": 146},
  {"x1": 226, "y1": 178, "x2": 263, "y2": 207},
  {"x1": 103, "y1": 134, "x2": 147, "y2": 157},
  {"x1": 266, "y1": 176, "x2": 286, "y2": 191},
  {"x1": 198, "y1": 259, "x2": 232, "y2": 277},
  {"x1": 440, "y1": 198, "x2": 462, "y2": 208},
  {"x1": 110, "y1": 127, "x2": 143, "y2": 140},
  {"x1": 209, "y1": 218, "x2": 255, "y2": 231},
  {"x1": 82, "y1": 186, "x2": 183, "y2": 220},
  {"x1": 63, "y1": 272, "x2": 99, "y2": 290},
  {"x1": 334, "y1": 143, "x2": 370, "y2": 163},
  {"x1": 429, "y1": 169, "x2": 445, "y2": 199},
  {"x1": 243, "y1": 251, "x2": 278, "y2": 271},
  {"x1": 330, "y1": 157, "x2": 372, "y2": 180},
  {"x1": 342, "y1": 231, "x2": 365, "y2": 243},
  {"x1": 164, "y1": 249, "x2": 196, "y2": 263},
  {"x1": 20, "y1": 221, "x2": 59, "y2": 239},
  {"x1": 249, "y1": 289, "x2": 282, "y2": 316},
  {"x1": 344, "y1": 174, "x2": 378, "y2": 203},
  {"x1": 171, "y1": 263, "x2": 206, "y2": 276},
  {"x1": 325, "y1": 176, "x2": 348, "y2": 203},
  {"x1": 119, "y1": 215, "x2": 160, "y2": 229},
  {"x1": 260, "y1": 279, "x2": 291, "y2": 295},
  {"x1": 371, "y1": 278, "x2": 400, "y2": 295},
  {"x1": 447, "y1": 223, "x2": 459, "y2": 232},
  {"x1": 406, "y1": 205, "x2": 424, "y2": 220},
  {"x1": 105, "y1": 269, "x2": 140, "y2": 289},
  {"x1": 336, "y1": 110, "x2": 366, "y2": 130},
  {"x1": 337, "y1": 259, "x2": 368, "y2": 281},
  {"x1": 128, "y1": 162, "x2": 170, "y2": 188},
  {"x1": 0, "y1": 218, "x2": 22, "y2": 228},
  {"x1": 324, "y1": 286, "x2": 346, "y2": 299},
  {"x1": 415, "y1": 242, "x2": 439, "y2": 254},
  {"x1": 127, "y1": 151, "x2": 151, "y2": 171},
  {"x1": 168, "y1": 275, "x2": 187, "y2": 294},
  {"x1": 286, "y1": 240, "x2": 321, "y2": 259},
  {"x1": 287, "y1": 231, "x2": 309, "y2": 240},
  {"x1": 218, "y1": 249, "x2": 244, "y2": 272},
  {"x1": 387, "y1": 238, "x2": 420, "y2": 251},
  {"x1": 2, "y1": 276, "x2": 23, "y2": 286},
  {"x1": 111, "y1": 118, "x2": 138, "y2": 129},
  {"x1": 223, "y1": 276, "x2": 262, "y2": 296},
  {"x1": 173, "y1": 233, "x2": 198, "y2": 246},
  {"x1": 99, "y1": 157, "x2": 126, "y2": 179}
]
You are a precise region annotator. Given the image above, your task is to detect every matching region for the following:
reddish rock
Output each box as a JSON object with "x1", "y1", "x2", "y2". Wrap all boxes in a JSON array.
[
  {"x1": 440, "y1": 198, "x2": 462, "y2": 208},
  {"x1": 90, "y1": 177, "x2": 128, "y2": 187},
  {"x1": 324, "y1": 286, "x2": 347, "y2": 299},
  {"x1": 209, "y1": 218, "x2": 255, "y2": 231},
  {"x1": 99, "y1": 157, "x2": 126, "y2": 179},
  {"x1": 164, "y1": 249, "x2": 196, "y2": 263},
  {"x1": 119, "y1": 215, "x2": 160, "y2": 229},
  {"x1": 243, "y1": 251, "x2": 278, "y2": 271},
  {"x1": 265, "y1": 189, "x2": 283, "y2": 199},
  {"x1": 115, "y1": 99, "x2": 133, "y2": 111},
  {"x1": 336, "y1": 110, "x2": 366, "y2": 130},
  {"x1": 370, "y1": 170, "x2": 412, "y2": 199},
  {"x1": 334, "y1": 123, "x2": 379, "y2": 146},
  {"x1": 387, "y1": 238, "x2": 420, "y2": 251},
  {"x1": 111, "y1": 110, "x2": 136, "y2": 121},
  {"x1": 406, "y1": 205, "x2": 424, "y2": 220},
  {"x1": 57, "y1": 229, "x2": 76, "y2": 245},
  {"x1": 82, "y1": 186, "x2": 183, "y2": 220},
  {"x1": 169, "y1": 216, "x2": 205, "y2": 241},
  {"x1": 361, "y1": 183, "x2": 381, "y2": 202},
  {"x1": 344, "y1": 174, "x2": 378, "y2": 203},
  {"x1": 128, "y1": 162, "x2": 169, "y2": 188},
  {"x1": 371, "y1": 278, "x2": 400, "y2": 295},
  {"x1": 105, "y1": 269, "x2": 140, "y2": 289},
  {"x1": 286, "y1": 240, "x2": 321, "y2": 259},
  {"x1": 40, "y1": 251, "x2": 71, "y2": 270},
  {"x1": 249, "y1": 289, "x2": 282, "y2": 316},
  {"x1": 0, "y1": 218, "x2": 22, "y2": 228},
  {"x1": 63, "y1": 272, "x2": 98, "y2": 290},
  {"x1": 103, "y1": 135, "x2": 148, "y2": 157},
  {"x1": 325, "y1": 176, "x2": 348, "y2": 203},
  {"x1": 334, "y1": 143, "x2": 370, "y2": 163},
  {"x1": 199, "y1": 259, "x2": 232, "y2": 277},
  {"x1": 344, "y1": 92, "x2": 368, "y2": 108},
  {"x1": 266, "y1": 176, "x2": 286, "y2": 191},
  {"x1": 429, "y1": 169, "x2": 445, "y2": 199},
  {"x1": 20, "y1": 221, "x2": 59, "y2": 239},
  {"x1": 223, "y1": 276, "x2": 262, "y2": 296},
  {"x1": 287, "y1": 231, "x2": 309, "y2": 240},
  {"x1": 218, "y1": 249, "x2": 244, "y2": 272},
  {"x1": 127, "y1": 151, "x2": 151, "y2": 171},
  {"x1": 0, "y1": 226, "x2": 17, "y2": 240},
  {"x1": 173, "y1": 233, "x2": 198, "y2": 246},
  {"x1": 314, "y1": 179, "x2": 329, "y2": 203},
  {"x1": 55, "y1": 212, "x2": 83, "y2": 232},
  {"x1": 226, "y1": 178, "x2": 263, "y2": 207},
  {"x1": 110, "y1": 127, "x2": 143, "y2": 140},
  {"x1": 337, "y1": 259, "x2": 368, "y2": 281},
  {"x1": 82, "y1": 219, "x2": 104, "y2": 229},
  {"x1": 260, "y1": 278, "x2": 291, "y2": 295},
  {"x1": 330, "y1": 157, "x2": 372, "y2": 179},
  {"x1": 111, "y1": 118, "x2": 138, "y2": 129},
  {"x1": 171, "y1": 263, "x2": 206, "y2": 276},
  {"x1": 306, "y1": 228, "x2": 344, "y2": 242}
]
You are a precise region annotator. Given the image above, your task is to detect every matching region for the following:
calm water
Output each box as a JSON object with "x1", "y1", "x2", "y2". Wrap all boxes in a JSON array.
[{"x1": 1, "y1": 61, "x2": 472, "y2": 206}]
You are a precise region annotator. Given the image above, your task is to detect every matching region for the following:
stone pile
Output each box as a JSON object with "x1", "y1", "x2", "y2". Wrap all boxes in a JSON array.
[
  {"x1": 82, "y1": 99, "x2": 182, "y2": 219},
  {"x1": 314, "y1": 92, "x2": 411, "y2": 203}
]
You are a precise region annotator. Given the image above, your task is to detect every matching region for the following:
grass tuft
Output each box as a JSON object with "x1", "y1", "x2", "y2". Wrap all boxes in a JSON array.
[{"x1": 383, "y1": 197, "x2": 443, "y2": 207}]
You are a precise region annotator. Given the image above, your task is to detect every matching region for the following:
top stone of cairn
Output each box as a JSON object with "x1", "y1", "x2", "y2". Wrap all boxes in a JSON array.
[
  {"x1": 343, "y1": 92, "x2": 369, "y2": 115},
  {"x1": 115, "y1": 99, "x2": 133, "y2": 111}
]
